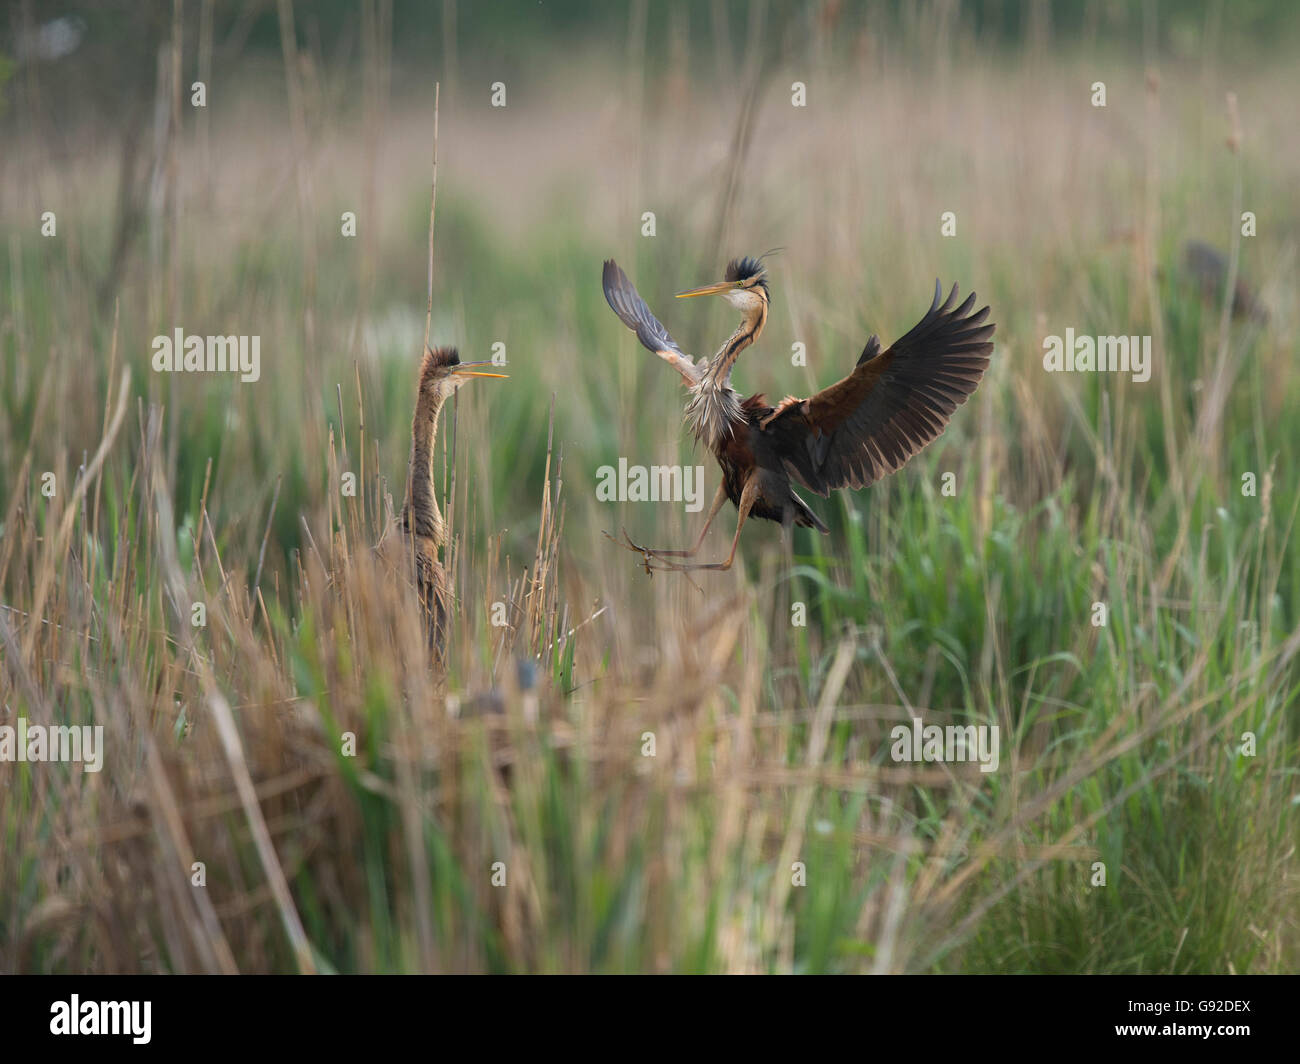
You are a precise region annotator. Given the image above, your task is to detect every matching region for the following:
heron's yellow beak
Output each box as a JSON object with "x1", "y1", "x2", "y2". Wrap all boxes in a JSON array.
[
  {"x1": 675, "y1": 280, "x2": 734, "y2": 299},
  {"x1": 451, "y1": 360, "x2": 509, "y2": 378}
]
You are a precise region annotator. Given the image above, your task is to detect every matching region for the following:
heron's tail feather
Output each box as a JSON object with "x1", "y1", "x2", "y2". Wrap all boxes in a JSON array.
[{"x1": 790, "y1": 490, "x2": 829, "y2": 533}]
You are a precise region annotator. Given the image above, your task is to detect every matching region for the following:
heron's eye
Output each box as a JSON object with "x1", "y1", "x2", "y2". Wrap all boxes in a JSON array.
[{"x1": 735, "y1": 280, "x2": 743, "y2": 288}]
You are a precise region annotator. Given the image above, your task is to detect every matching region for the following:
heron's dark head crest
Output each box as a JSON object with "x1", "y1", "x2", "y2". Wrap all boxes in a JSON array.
[
  {"x1": 724, "y1": 256, "x2": 768, "y2": 292},
  {"x1": 424, "y1": 345, "x2": 461, "y2": 369}
]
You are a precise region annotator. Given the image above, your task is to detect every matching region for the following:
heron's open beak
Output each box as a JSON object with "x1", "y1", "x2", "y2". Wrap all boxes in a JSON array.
[
  {"x1": 450, "y1": 360, "x2": 508, "y2": 378},
  {"x1": 675, "y1": 280, "x2": 733, "y2": 299}
]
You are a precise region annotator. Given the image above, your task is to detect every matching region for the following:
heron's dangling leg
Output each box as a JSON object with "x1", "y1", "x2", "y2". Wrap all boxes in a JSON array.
[
  {"x1": 631, "y1": 478, "x2": 758, "y2": 573},
  {"x1": 604, "y1": 482, "x2": 727, "y2": 564}
]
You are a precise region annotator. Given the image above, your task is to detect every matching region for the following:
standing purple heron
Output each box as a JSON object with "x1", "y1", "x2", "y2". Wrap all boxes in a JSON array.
[
  {"x1": 601, "y1": 256, "x2": 995, "y2": 572},
  {"x1": 401, "y1": 346, "x2": 507, "y2": 654}
]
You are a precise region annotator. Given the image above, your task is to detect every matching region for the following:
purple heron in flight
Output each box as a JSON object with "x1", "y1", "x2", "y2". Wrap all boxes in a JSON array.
[{"x1": 601, "y1": 256, "x2": 994, "y2": 572}]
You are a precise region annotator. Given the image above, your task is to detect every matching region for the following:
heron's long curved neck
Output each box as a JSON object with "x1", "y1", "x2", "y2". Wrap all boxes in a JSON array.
[
  {"x1": 403, "y1": 385, "x2": 447, "y2": 546},
  {"x1": 686, "y1": 300, "x2": 767, "y2": 448},
  {"x1": 707, "y1": 301, "x2": 768, "y2": 385}
]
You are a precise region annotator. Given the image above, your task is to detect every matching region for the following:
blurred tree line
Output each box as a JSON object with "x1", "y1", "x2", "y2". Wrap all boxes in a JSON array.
[{"x1": 0, "y1": 0, "x2": 1294, "y2": 129}]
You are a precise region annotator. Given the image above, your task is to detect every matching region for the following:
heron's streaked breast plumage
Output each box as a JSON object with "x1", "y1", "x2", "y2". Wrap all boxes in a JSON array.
[{"x1": 684, "y1": 377, "x2": 744, "y2": 449}]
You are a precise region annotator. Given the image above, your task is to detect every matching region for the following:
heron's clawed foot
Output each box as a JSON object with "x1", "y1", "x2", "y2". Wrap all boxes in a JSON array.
[
  {"x1": 602, "y1": 528, "x2": 655, "y2": 575},
  {"x1": 602, "y1": 528, "x2": 702, "y2": 581}
]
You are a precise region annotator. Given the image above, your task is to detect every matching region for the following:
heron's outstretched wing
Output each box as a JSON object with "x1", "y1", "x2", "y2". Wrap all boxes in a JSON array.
[
  {"x1": 602, "y1": 259, "x2": 704, "y2": 385},
  {"x1": 761, "y1": 282, "x2": 994, "y2": 495}
]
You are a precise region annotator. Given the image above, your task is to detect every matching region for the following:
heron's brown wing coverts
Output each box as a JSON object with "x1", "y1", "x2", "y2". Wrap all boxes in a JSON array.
[
  {"x1": 603, "y1": 259, "x2": 704, "y2": 384},
  {"x1": 762, "y1": 281, "x2": 994, "y2": 495}
]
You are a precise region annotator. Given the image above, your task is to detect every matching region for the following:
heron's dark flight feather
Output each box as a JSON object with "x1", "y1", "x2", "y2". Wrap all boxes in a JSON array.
[
  {"x1": 602, "y1": 259, "x2": 702, "y2": 383},
  {"x1": 762, "y1": 281, "x2": 994, "y2": 495}
]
